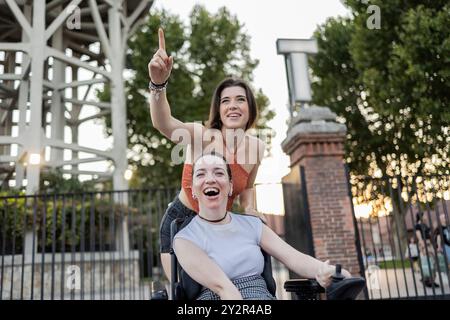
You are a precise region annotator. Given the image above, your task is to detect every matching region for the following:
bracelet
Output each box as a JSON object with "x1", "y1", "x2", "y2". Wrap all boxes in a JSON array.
[
  {"x1": 149, "y1": 80, "x2": 167, "y2": 101},
  {"x1": 149, "y1": 79, "x2": 168, "y2": 90}
]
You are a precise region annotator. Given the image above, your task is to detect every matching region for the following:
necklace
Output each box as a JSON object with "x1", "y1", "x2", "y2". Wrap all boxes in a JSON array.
[{"x1": 198, "y1": 211, "x2": 228, "y2": 223}]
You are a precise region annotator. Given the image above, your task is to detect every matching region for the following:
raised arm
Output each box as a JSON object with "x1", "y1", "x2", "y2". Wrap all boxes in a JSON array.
[
  {"x1": 148, "y1": 28, "x2": 203, "y2": 144},
  {"x1": 173, "y1": 238, "x2": 242, "y2": 300},
  {"x1": 259, "y1": 224, "x2": 351, "y2": 288}
]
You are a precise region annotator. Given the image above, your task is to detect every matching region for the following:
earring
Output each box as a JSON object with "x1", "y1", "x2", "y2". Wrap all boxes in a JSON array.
[
  {"x1": 229, "y1": 186, "x2": 233, "y2": 197},
  {"x1": 192, "y1": 193, "x2": 197, "y2": 200}
]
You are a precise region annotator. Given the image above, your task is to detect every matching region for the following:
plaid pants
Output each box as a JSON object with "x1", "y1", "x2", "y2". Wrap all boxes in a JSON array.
[{"x1": 196, "y1": 274, "x2": 276, "y2": 300}]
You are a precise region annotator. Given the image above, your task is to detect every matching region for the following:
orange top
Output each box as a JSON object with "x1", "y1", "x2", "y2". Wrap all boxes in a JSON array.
[{"x1": 181, "y1": 160, "x2": 250, "y2": 213}]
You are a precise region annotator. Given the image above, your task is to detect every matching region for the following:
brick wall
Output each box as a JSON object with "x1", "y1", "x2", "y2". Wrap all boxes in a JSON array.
[
  {"x1": 285, "y1": 133, "x2": 361, "y2": 276},
  {"x1": 302, "y1": 156, "x2": 359, "y2": 275}
]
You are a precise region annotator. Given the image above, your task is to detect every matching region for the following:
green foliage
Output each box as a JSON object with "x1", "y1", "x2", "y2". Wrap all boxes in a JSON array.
[
  {"x1": 98, "y1": 6, "x2": 274, "y2": 188},
  {"x1": 310, "y1": 0, "x2": 449, "y2": 179},
  {"x1": 0, "y1": 192, "x2": 134, "y2": 254},
  {"x1": 39, "y1": 169, "x2": 98, "y2": 193},
  {"x1": 0, "y1": 189, "x2": 176, "y2": 273},
  {"x1": 378, "y1": 259, "x2": 411, "y2": 269}
]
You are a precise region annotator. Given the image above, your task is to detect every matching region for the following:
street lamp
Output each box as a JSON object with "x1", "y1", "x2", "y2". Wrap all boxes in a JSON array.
[
  {"x1": 124, "y1": 168, "x2": 133, "y2": 181},
  {"x1": 276, "y1": 38, "x2": 318, "y2": 118},
  {"x1": 29, "y1": 153, "x2": 41, "y2": 165}
]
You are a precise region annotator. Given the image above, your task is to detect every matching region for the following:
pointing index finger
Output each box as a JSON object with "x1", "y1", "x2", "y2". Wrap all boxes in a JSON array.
[{"x1": 158, "y1": 28, "x2": 166, "y2": 51}]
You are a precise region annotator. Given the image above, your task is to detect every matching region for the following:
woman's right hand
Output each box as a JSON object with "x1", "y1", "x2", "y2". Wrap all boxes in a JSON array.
[
  {"x1": 316, "y1": 260, "x2": 335, "y2": 288},
  {"x1": 316, "y1": 260, "x2": 352, "y2": 288},
  {"x1": 148, "y1": 28, "x2": 173, "y2": 85}
]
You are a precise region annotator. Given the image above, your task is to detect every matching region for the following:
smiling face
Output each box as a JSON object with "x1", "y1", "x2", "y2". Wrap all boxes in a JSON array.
[
  {"x1": 192, "y1": 154, "x2": 232, "y2": 211},
  {"x1": 219, "y1": 86, "x2": 250, "y2": 130}
]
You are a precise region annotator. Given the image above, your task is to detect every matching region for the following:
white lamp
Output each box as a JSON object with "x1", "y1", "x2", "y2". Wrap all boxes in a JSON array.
[
  {"x1": 29, "y1": 153, "x2": 41, "y2": 165},
  {"x1": 124, "y1": 168, "x2": 133, "y2": 181}
]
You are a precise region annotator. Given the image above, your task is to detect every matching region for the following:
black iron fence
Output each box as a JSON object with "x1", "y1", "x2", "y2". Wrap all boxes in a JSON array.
[
  {"x1": 350, "y1": 174, "x2": 450, "y2": 299},
  {"x1": 7, "y1": 173, "x2": 447, "y2": 300},
  {"x1": 0, "y1": 187, "x2": 293, "y2": 300},
  {"x1": 0, "y1": 188, "x2": 178, "y2": 300}
]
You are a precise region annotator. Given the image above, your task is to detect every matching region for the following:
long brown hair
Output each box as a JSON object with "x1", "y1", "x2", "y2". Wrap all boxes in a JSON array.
[{"x1": 206, "y1": 78, "x2": 258, "y2": 131}]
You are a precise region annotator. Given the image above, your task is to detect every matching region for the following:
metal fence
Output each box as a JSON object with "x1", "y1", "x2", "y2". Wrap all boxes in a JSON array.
[
  {"x1": 0, "y1": 187, "x2": 293, "y2": 300},
  {"x1": 0, "y1": 188, "x2": 178, "y2": 300},
  {"x1": 351, "y1": 174, "x2": 450, "y2": 299}
]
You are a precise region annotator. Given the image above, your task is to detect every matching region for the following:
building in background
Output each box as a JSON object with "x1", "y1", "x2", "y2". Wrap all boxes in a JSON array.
[{"x1": 0, "y1": 0, "x2": 152, "y2": 194}]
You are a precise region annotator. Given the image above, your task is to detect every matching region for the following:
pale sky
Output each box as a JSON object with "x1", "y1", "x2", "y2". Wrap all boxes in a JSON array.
[{"x1": 74, "y1": 0, "x2": 351, "y2": 214}]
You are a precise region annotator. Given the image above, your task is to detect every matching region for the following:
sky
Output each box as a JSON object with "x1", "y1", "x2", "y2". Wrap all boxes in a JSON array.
[{"x1": 71, "y1": 0, "x2": 351, "y2": 214}]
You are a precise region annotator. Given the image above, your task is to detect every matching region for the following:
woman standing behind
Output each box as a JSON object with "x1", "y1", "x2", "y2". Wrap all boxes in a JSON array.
[{"x1": 148, "y1": 28, "x2": 266, "y2": 280}]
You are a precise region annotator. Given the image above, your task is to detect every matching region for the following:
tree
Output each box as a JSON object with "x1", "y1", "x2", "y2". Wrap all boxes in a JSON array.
[
  {"x1": 310, "y1": 0, "x2": 449, "y2": 255},
  {"x1": 100, "y1": 6, "x2": 274, "y2": 188},
  {"x1": 311, "y1": 0, "x2": 449, "y2": 178}
]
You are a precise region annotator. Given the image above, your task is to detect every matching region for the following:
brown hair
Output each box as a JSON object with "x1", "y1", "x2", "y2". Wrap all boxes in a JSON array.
[
  {"x1": 192, "y1": 152, "x2": 232, "y2": 182},
  {"x1": 206, "y1": 78, "x2": 258, "y2": 131}
]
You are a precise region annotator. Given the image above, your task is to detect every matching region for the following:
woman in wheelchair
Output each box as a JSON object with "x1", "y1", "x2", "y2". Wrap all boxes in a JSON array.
[{"x1": 173, "y1": 152, "x2": 352, "y2": 300}]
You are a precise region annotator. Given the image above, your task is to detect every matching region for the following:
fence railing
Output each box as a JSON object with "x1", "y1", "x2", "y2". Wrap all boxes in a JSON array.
[
  {"x1": 0, "y1": 188, "x2": 291, "y2": 300},
  {"x1": 351, "y1": 174, "x2": 450, "y2": 299},
  {"x1": 0, "y1": 188, "x2": 179, "y2": 300}
]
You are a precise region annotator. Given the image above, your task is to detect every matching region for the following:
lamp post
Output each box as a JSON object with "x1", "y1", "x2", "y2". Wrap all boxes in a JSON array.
[{"x1": 276, "y1": 38, "x2": 318, "y2": 118}]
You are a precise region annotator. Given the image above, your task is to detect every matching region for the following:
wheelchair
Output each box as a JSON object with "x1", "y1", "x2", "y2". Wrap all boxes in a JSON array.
[{"x1": 152, "y1": 217, "x2": 366, "y2": 300}]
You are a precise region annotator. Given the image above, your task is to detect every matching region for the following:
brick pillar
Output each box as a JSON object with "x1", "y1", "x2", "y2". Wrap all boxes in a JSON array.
[{"x1": 282, "y1": 106, "x2": 361, "y2": 276}]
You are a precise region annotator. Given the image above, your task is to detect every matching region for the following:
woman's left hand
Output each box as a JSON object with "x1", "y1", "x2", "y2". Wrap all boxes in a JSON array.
[{"x1": 246, "y1": 208, "x2": 267, "y2": 223}]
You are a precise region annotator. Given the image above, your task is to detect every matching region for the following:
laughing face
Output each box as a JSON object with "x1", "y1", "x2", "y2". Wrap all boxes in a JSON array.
[
  {"x1": 192, "y1": 154, "x2": 232, "y2": 210},
  {"x1": 219, "y1": 86, "x2": 250, "y2": 130}
]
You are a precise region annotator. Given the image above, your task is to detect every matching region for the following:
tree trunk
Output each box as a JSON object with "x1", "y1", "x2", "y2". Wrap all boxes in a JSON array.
[{"x1": 390, "y1": 190, "x2": 408, "y2": 260}]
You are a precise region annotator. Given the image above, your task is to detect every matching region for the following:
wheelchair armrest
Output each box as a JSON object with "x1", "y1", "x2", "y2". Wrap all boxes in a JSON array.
[
  {"x1": 284, "y1": 279, "x2": 324, "y2": 300},
  {"x1": 326, "y1": 277, "x2": 366, "y2": 300},
  {"x1": 151, "y1": 289, "x2": 168, "y2": 300}
]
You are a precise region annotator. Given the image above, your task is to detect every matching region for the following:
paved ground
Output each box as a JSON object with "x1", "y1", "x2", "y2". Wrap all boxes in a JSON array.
[
  {"x1": 273, "y1": 260, "x2": 450, "y2": 300},
  {"x1": 7, "y1": 262, "x2": 448, "y2": 300},
  {"x1": 365, "y1": 266, "x2": 450, "y2": 299}
]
